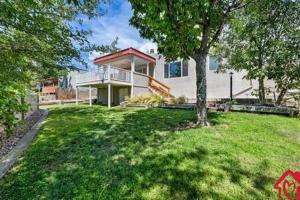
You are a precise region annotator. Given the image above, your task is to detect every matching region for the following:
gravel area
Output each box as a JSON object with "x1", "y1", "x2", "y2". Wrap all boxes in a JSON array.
[{"x1": 0, "y1": 110, "x2": 44, "y2": 158}]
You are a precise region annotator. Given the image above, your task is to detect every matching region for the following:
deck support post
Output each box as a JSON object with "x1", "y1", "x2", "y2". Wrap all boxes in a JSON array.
[
  {"x1": 130, "y1": 56, "x2": 135, "y2": 97},
  {"x1": 108, "y1": 83, "x2": 111, "y2": 109},
  {"x1": 89, "y1": 85, "x2": 92, "y2": 106},
  {"x1": 76, "y1": 87, "x2": 78, "y2": 105}
]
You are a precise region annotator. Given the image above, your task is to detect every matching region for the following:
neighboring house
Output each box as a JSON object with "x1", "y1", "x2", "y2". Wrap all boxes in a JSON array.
[
  {"x1": 38, "y1": 68, "x2": 96, "y2": 102},
  {"x1": 38, "y1": 78, "x2": 59, "y2": 101},
  {"x1": 75, "y1": 47, "x2": 276, "y2": 107}
]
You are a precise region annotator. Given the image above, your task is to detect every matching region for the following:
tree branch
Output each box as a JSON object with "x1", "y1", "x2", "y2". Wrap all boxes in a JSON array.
[{"x1": 208, "y1": 0, "x2": 247, "y2": 47}]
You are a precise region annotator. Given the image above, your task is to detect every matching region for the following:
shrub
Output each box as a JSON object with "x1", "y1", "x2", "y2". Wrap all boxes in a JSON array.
[
  {"x1": 126, "y1": 96, "x2": 149, "y2": 103},
  {"x1": 177, "y1": 96, "x2": 187, "y2": 104},
  {"x1": 0, "y1": 83, "x2": 29, "y2": 134},
  {"x1": 169, "y1": 98, "x2": 178, "y2": 104},
  {"x1": 57, "y1": 89, "x2": 76, "y2": 100},
  {"x1": 126, "y1": 94, "x2": 166, "y2": 104},
  {"x1": 168, "y1": 96, "x2": 187, "y2": 104},
  {"x1": 226, "y1": 99, "x2": 238, "y2": 105},
  {"x1": 147, "y1": 94, "x2": 166, "y2": 104}
]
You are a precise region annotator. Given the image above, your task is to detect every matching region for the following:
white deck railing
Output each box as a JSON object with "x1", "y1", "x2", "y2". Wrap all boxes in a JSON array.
[
  {"x1": 76, "y1": 66, "x2": 131, "y2": 85},
  {"x1": 110, "y1": 66, "x2": 131, "y2": 82},
  {"x1": 76, "y1": 70, "x2": 106, "y2": 84}
]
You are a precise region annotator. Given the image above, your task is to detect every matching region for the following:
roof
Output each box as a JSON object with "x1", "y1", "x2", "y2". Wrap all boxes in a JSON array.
[
  {"x1": 93, "y1": 47, "x2": 156, "y2": 64},
  {"x1": 37, "y1": 77, "x2": 58, "y2": 83}
]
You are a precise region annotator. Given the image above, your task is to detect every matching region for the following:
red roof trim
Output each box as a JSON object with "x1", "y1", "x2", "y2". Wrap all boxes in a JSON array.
[{"x1": 93, "y1": 47, "x2": 156, "y2": 64}]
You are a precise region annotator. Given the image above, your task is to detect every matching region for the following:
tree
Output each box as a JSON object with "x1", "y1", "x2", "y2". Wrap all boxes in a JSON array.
[
  {"x1": 217, "y1": 0, "x2": 300, "y2": 105},
  {"x1": 0, "y1": 0, "x2": 117, "y2": 82},
  {"x1": 0, "y1": 0, "x2": 116, "y2": 133},
  {"x1": 266, "y1": 0, "x2": 300, "y2": 105},
  {"x1": 129, "y1": 0, "x2": 245, "y2": 125}
]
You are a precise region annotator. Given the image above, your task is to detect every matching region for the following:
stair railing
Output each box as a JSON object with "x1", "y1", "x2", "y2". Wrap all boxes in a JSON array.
[{"x1": 148, "y1": 76, "x2": 171, "y2": 97}]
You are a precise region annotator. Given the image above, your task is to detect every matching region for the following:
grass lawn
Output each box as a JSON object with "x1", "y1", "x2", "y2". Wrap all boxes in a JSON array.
[{"x1": 0, "y1": 105, "x2": 299, "y2": 199}]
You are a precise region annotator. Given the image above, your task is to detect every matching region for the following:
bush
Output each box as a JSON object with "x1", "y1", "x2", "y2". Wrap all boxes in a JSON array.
[
  {"x1": 126, "y1": 96, "x2": 149, "y2": 103},
  {"x1": 168, "y1": 96, "x2": 187, "y2": 104},
  {"x1": 177, "y1": 96, "x2": 187, "y2": 104},
  {"x1": 126, "y1": 94, "x2": 166, "y2": 104},
  {"x1": 0, "y1": 83, "x2": 29, "y2": 134},
  {"x1": 57, "y1": 89, "x2": 76, "y2": 100},
  {"x1": 147, "y1": 94, "x2": 166, "y2": 104},
  {"x1": 226, "y1": 99, "x2": 238, "y2": 105}
]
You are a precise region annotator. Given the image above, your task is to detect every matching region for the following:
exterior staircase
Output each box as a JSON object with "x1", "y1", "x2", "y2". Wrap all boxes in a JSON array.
[{"x1": 148, "y1": 76, "x2": 174, "y2": 98}]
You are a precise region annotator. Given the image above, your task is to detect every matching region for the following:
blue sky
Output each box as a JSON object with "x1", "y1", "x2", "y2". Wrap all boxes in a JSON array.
[{"x1": 81, "y1": 0, "x2": 156, "y2": 69}]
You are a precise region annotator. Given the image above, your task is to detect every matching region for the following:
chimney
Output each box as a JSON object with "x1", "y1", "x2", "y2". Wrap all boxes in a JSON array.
[{"x1": 150, "y1": 49, "x2": 155, "y2": 54}]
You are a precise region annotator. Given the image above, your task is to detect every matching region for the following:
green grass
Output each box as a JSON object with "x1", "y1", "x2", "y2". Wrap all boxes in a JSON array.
[{"x1": 0, "y1": 105, "x2": 299, "y2": 199}]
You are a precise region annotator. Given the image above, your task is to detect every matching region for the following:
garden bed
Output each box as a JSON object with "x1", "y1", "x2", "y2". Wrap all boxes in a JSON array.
[
  {"x1": 122, "y1": 99, "x2": 299, "y2": 117},
  {"x1": 122, "y1": 102, "x2": 154, "y2": 108},
  {"x1": 122, "y1": 102, "x2": 196, "y2": 110},
  {"x1": 229, "y1": 104, "x2": 298, "y2": 116},
  {"x1": 0, "y1": 109, "x2": 45, "y2": 158},
  {"x1": 39, "y1": 99, "x2": 88, "y2": 105},
  {"x1": 159, "y1": 103, "x2": 195, "y2": 110}
]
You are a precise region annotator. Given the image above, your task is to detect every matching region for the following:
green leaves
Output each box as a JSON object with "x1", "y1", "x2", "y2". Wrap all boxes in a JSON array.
[
  {"x1": 217, "y1": 0, "x2": 300, "y2": 104},
  {"x1": 129, "y1": 0, "x2": 245, "y2": 124},
  {"x1": 0, "y1": 0, "x2": 115, "y2": 132},
  {"x1": 0, "y1": 82, "x2": 28, "y2": 134},
  {"x1": 0, "y1": 0, "x2": 115, "y2": 81},
  {"x1": 129, "y1": 0, "x2": 245, "y2": 60}
]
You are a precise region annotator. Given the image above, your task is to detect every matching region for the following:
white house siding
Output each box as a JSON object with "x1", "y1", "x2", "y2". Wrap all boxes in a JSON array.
[
  {"x1": 152, "y1": 54, "x2": 276, "y2": 102},
  {"x1": 132, "y1": 86, "x2": 150, "y2": 96},
  {"x1": 133, "y1": 72, "x2": 149, "y2": 87},
  {"x1": 132, "y1": 72, "x2": 151, "y2": 97},
  {"x1": 154, "y1": 56, "x2": 197, "y2": 100}
]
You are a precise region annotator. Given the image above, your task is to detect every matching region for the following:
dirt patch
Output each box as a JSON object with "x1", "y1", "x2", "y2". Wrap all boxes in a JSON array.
[
  {"x1": 174, "y1": 120, "x2": 212, "y2": 131},
  {"x1": 0, "y1": 110, "x2": 44, "y2": 158}
]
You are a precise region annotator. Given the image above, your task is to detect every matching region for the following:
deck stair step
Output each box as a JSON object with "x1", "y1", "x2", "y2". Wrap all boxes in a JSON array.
[{"x1": 148, "y1": 76, "x2": 174, "y2": 98}]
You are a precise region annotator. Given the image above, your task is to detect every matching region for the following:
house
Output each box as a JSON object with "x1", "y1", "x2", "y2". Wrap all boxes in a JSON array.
[
  {"x1": 75, "y1": 47, "x2": 276, "y2": 107},
  {"x1": 38, "y1": 69, "x2": 97, "y2": 103},
  {"x1": 38, "y1": 77, "x2": 59, "y2": 101}
]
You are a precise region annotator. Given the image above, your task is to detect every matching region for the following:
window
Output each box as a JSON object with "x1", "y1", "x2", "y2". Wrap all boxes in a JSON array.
[
  {"x1": 164, "y1": 60, "x2": 188, "y2": 78},
  {"x1": 170, "y1": 61, "x2": 181, "y2": 77},
  {"x1": 136, "y1": 65, "x2": 147, "y2": 74},
  {"x1": 209, "y1": 56, "x2": 220, "y2": 71}
]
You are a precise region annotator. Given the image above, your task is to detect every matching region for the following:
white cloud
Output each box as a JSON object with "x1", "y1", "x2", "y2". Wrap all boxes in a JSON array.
[
  {"x1": 83, "y1": 0, "x2": 157, "y2": 69},
  {"x1": 138, "y1": 42, "x2": 157, "y2": 53}
]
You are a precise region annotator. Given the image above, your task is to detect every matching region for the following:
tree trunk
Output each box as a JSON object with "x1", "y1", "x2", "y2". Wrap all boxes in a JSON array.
[
  {"x1": 258, "y1": 77, "x2": 266, "y2": 104},
  {"x1": 257, "y1": 45, "x2": 266, "y2": 105},
  {"x1": 276, "y1": 88, "x2": 287, "y2": 105},
  {"x1": 194, "y1": 53, "x2": 208, "y2": 126}
]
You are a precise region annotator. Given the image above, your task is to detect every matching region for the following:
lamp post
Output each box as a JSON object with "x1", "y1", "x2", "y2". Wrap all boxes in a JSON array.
[{"x1": 229, "y1": 72, "x2": 234, "y2": 101}]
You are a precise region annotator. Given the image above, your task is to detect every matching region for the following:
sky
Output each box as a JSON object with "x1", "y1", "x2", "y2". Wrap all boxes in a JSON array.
[{"x1": 81, "y1": 0, "x2": 156, "y2": 69}]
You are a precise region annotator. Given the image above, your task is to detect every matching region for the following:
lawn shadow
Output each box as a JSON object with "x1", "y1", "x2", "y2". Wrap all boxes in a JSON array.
[{"x1": 0, "y1": 106, "x2": 277, "y2": 199}]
